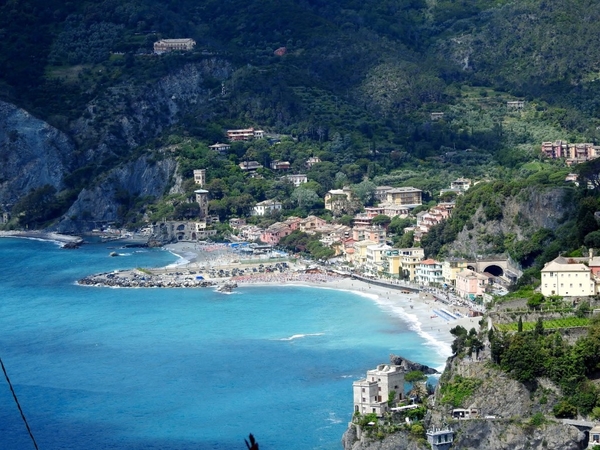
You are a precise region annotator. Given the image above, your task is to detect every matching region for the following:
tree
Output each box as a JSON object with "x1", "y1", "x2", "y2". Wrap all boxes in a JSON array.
[
  {"x1": 534, "y1": 317, "x2": 544, "y2": 337},
  {"x1": 517, "y1": 316, "x2": 523, "y2": 333},
  {"x1": 372, "y1": 214, "x2": 391, "y2": 228},
  {"x1": 527, "y1": 293, "x2": 544, "y2": 309},
  {"x1": 291, "y1": 186, "x2": 320, "y2": 209},
  {"x1": 351, "y1": 179, "x2": 376, "y2": 205}
]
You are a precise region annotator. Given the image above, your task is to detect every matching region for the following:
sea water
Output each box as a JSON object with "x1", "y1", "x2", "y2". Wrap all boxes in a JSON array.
[{"x1": 0, "y1": 238, "x2": 449, "y2": 450}]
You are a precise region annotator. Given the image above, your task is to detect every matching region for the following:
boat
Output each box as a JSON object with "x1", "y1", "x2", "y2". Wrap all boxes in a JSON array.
[{"x1": 109, "y1": 251, "x2": 119, "y2": 257}]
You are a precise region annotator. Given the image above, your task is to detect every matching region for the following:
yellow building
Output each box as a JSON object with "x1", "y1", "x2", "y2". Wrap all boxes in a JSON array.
[
  {"x1": 399, "y1": 247, "x2": 425, "y2": 281},
  {"x1": 351, "y1": 240, "x2": 377, "y2": 266},
  {"x1": 385, "y1": 187, "x2": 422, "y2": 206},
  {"x1": 442, "y1": 258, "x2": 470, "y2": 286}
]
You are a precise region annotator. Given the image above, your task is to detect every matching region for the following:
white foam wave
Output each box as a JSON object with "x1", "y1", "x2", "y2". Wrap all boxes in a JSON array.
[
  {"x1": 326, "y1": 412, "x2": 342, "y2": 424},
  {"x1": 278, "y1": 332, "x2": 324, "y2": 341},
  {"x1": 369, "y1": 295, "x2": 453, "y2": 361}
]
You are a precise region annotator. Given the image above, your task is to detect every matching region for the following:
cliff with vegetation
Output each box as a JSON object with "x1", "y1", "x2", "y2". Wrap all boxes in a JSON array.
[
  {"x1": 3, "y1": 0, "x2": 600, "y2": 234},
  {"x1": 344, "y1": 305, "x2": 600, "y2": 450}
]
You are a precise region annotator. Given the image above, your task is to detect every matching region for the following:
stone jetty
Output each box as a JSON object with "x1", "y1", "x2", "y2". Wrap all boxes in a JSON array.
[{"x1": 78, "y1": 269, "x2": 218, "y2": 288}]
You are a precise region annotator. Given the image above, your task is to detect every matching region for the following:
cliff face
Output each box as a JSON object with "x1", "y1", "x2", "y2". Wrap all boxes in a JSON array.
[
  {"x1": 53, "y1": 155, "x2": 177, "y2": 233},
  {"x1": 71, "y1": 59, "x2": 233, "y2": 164},
  {"x1": 0, "y1": 100, "x2": 75, "y2": 208},
  {"x1": 343, "y1": 355, "x2": 587, "y2": 450},
  {"x1": 448, "y1": 186, "x2": 573, "y2": 258},
  {"x1": 0, "y1": 58, "x2": 232, "y2": 229}
]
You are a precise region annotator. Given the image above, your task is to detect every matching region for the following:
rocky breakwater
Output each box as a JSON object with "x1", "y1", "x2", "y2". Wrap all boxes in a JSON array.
[{"x1": 78, "y1": 269, "x2": 217, "y2": 288}]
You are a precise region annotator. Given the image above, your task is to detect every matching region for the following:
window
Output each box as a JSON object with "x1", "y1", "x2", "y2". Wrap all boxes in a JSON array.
[
  {"x1": 362, "y1": 388, "x2": 365, "y2": 392},
  {"x1": 378, "y1": 387, "x2": 381, "y2": 391}
]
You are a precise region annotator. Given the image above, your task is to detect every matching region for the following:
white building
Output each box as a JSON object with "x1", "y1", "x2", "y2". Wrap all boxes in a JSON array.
[
  {"x1": 252, "y1": 199, "x2": 282, "y2": 216},
  {"x1": 281, "y1": 174, "x2": 308, "y2": 187},
  {"x1": 353, "y1": 364, "x2": 404, "y2": 416},
  {"x1": 540, "y1": 256, "x2": 597, "y2": 297},
  {"x1": 415, "y1": 259, "x2": 444, "y2": 286},
  {"x1": 153, "y1": 38, "x2": 196, "y2": 54}
]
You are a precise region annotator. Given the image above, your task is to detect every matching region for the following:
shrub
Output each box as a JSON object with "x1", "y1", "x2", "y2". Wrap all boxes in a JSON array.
[{"x1": 553, "y1": 400, "x2": 577, "y2": 419}]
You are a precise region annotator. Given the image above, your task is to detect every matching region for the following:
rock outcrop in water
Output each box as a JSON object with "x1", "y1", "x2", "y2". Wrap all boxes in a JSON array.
[{"x1": 389, "y1": 354, "x2": 440, "y2": 375}]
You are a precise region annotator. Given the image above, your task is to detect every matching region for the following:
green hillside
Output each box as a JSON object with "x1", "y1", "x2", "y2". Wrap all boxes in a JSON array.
[{"x1": 2, "y1": 0, "x2": 600, "y2": 276}]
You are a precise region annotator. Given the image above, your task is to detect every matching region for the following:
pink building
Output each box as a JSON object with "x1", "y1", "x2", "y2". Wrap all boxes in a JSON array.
[
  {"x1": 260, "y1": 223, "x2": 293, "y2": 245},
  {"x1": 455, "y1": 269, "x2": 490, "y2": 300}
]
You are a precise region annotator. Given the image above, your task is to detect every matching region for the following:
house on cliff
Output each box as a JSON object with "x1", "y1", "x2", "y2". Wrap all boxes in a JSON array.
[{"x1": 353, "y1": 364, "x2": 404, "y2": 416}]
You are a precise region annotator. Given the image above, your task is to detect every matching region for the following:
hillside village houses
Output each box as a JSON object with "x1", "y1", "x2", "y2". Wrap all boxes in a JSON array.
[
  {"x1": 541, "y1": 140, "x2": 600, "y2": 166},
  {"x1": 167, "y1": 163, "x2": 532, "y2": 295}
]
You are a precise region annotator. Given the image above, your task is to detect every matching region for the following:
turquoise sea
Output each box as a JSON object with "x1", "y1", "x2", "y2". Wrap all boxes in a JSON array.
[{"x1": 0, "y1": 238, "x2": 448, "y2": 449}]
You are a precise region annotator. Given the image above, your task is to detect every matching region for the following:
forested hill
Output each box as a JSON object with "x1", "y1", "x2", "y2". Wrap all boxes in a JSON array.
[
  {"x1": 2, "y1": 0, "x2": 600, "y2": 238},
  {"x1": 4, "y1": 0, "x2": 600, "y2": 139}
]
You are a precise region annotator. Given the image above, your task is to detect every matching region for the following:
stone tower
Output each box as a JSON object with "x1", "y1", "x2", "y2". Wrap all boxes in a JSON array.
[
  {"x1": 194, "y1": 189, "x2": 209, "y2": 218},
  {"x1": 193, "y1": 169, "x2": 206, "y2": 187}
]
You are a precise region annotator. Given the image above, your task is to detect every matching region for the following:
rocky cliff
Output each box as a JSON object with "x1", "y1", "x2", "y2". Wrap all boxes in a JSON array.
[
  {"x1": 0, "y1": 57, "x2": 232, "y2": 230},
  {"x1": 53, "y1": 154, "x2": 177, "y2": 233},
  {"x1": 447, "y1": 186, "x2": 574, "y2": 258},
  {"x1": 343, "y1": 347, "x2": 588, "y2": 450},
  {"x1": 0, "y1": 100, "x2": 75, "y2": 209},
  {"x1": 71, "y1": 59, "x2": 233, "y2": 164}
]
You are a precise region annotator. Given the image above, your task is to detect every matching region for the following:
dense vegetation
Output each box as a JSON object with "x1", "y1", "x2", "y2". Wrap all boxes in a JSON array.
[
  {"x1": 487, "y1": 317, "x2": 600, "y2": 418},
  {"x1": 3, "y1": 0, "x2": 600, "y2": 279}
]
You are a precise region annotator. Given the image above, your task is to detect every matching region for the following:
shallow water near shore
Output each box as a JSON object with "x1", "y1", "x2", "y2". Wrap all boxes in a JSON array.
[{"x1": 0, "y1": 238, "x2": 449, "y2": 449}]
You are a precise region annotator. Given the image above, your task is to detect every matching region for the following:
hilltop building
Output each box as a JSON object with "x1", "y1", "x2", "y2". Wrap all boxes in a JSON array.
[
  {"x1": 270, "y1": 160, "x2": 291, "y2": 170},
  {"x1": 353, "y1": 364, "x2": 404, "y2": 416},
  {"x1": 306, "y1": 156, "x2": 321, "y2": 168},
  {"x1": 153, "y1": 38, "x2": 196, "y2": 54},
  {"x1": 281, "y1": 174, "x2": 307, "y2": 187},
  {"x1": 507, "y1": 100, "x2": 525, "y2": 109},
  {"x1": 227, "y1": 128, "x2": 264, "y2": 141},
  {"x1": 239, "y1": 161, "x2": 263, "y2": 172},
  {"x1": 209, "y1": 143, "x2": 231, "y2": 154},
  {"x1": 252, "y1": 199, "x2": 282, "y2": 216}
]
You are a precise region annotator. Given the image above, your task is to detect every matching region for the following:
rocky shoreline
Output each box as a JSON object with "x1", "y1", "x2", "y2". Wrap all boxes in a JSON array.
[{"x1": 78, "y1": 269, "x2": 219, "y2": 288}]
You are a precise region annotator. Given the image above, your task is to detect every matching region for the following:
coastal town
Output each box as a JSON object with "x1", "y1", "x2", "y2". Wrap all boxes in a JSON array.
[{"x1": 6, "y1": 3, "x2": 600, "y2": 449}]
